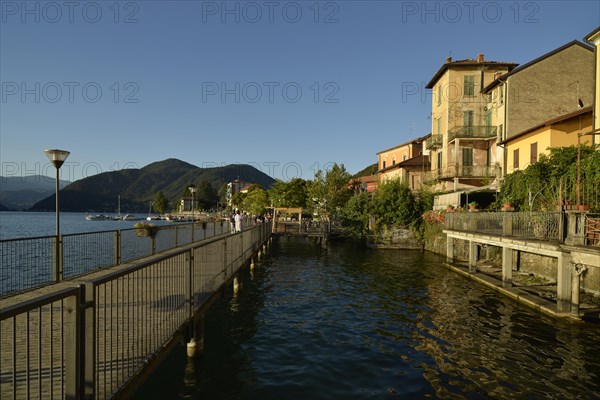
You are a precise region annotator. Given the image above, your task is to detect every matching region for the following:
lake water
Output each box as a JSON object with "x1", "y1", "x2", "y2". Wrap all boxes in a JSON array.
[
  {"x1": 0, "y1": 211, "x2": 173, "y2": 240},
  {"x1": 134, "y1": 238, "x2": 600, "y2": 399}
]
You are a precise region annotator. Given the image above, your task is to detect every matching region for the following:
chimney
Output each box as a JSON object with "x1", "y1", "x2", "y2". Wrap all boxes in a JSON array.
[
  {"x1": 477, "y1": 53, "x2": 484, "y2": 63},
  {"x1": 446, "y1": 56, "x2": 452, "y2": 63}
]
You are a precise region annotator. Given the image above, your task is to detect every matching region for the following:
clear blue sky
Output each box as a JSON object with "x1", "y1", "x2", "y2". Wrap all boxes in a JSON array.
[{"x1": 1, "y1": 1, "x2": 598, "y2": 182}]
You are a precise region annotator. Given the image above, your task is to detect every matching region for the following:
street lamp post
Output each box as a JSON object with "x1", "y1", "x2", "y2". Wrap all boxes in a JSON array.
[
  {"x1": 44, "y1": 149, "x2": 70, "y2": 281},
  {"x1": 188, "y1": 184, "x2": 196, "y2": 221}
]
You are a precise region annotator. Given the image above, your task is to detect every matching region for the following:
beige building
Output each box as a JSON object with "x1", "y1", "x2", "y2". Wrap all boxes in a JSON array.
[
  {"x1": 500, "y1": 107, "x2": 593, "y2": 174},
  {"x1": 425, "y1": 54, "x2": 517, "y2": 191},
  {"x1": 377, "y1": 134, "x2": 430, "y2": 191},
  {"x1": 483, "y1": 41, "x2": 594, "y2": 175},
  {"x1": 584, "y1": 26, "x2": 600, "y2": 142}
]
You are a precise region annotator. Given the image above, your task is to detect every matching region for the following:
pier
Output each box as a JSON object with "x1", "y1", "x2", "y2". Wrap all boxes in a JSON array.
[
  {"x1": 0, "y1": 222, "x2": 271, "y2": 399},
  {"x1": 444, "y1": 211, "x2": 600, "y2": 318},
  {"x1": 270, "y1": 207, "x2": 337, "y2": 246}
]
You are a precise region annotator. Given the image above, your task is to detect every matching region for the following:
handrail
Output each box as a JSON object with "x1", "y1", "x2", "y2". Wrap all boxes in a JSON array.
[
  {"x1": 0, "y1": 220, "x2": 232, "y2": 298},
  {"x1": 1, "y1": 222, "x2": 271, "y2": 400}
]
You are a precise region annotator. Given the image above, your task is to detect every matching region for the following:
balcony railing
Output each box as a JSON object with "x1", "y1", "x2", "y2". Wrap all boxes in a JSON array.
[
  {"x1": 448, "y1": 125, "x2": 496, "y2": 142},
  {"x1": 446, "y1": 212, "x2": 563, "y2": 242},
  {"x1": 426, "y1": 134, "x2": 443, "y2": 150},
  {"x1": 423, "y1": 164, "x2": 498, "y2": 182}
]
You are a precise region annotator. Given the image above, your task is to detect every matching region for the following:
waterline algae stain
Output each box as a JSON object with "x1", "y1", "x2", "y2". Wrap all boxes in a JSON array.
[{"x1": 134, "y1": 238, "x2": 600, "y2": 399}]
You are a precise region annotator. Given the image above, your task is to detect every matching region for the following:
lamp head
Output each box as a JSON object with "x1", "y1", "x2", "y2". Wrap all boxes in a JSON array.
[{"x1": 44, "y1": 149, "x2": 70, "y2": 169}]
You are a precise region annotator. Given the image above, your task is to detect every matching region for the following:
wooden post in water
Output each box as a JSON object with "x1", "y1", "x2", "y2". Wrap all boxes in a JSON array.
[
  {"x1": 468, "y1": 241, "x2": 478, "y2": 272},
  {"x1": 556, "y1": 253, "x2": 572, "y2": 312},
  {"x1": 502, "y1": 247, "x2": 513, "y2": 285}
]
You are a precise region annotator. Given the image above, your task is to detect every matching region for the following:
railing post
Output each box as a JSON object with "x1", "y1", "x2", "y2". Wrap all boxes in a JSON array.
[
  {"x1": 188, "y1": 249, "x2": 194, "y2": 317},
  {"x1": 64, "y1": 290, "x2": 80, "y2": 399},
  {"x1": 115, "y1": 230, "x2": 121, "y2": 265},
  {"x1": 53, "y1": 235, "x2": 60, "y2": 282},
  {"x1": 223, "y1": 239, "x2": 228, "y2": 283},
  {"x1": 82, "y1": 282, "x2": 96, "y2": 399},
  {"x1": 175, "y1": 225, "x2": 179, "y2": 247},
  {"x1": 191, "y1": 222, "x2": 195, "y2": 242}
]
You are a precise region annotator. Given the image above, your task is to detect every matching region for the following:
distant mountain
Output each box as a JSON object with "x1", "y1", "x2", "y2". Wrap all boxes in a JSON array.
[
  {"x1": 30, "y1": 159, "x2": 276, "y2": 212},
  {"x1": 0, "y1": 175, "x2": 70, "y2": 210},
  {"x1": 353, "y1": 163, "x2": 378, "y2": 178}
]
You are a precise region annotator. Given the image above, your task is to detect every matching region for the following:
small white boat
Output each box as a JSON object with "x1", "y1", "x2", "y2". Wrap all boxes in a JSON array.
[{"x1": 85, "y1": 214, "x2": 109, "y2": 221}]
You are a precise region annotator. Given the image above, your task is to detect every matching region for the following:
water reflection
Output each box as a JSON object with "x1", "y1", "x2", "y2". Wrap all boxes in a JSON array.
[{"x1": 134, "y1": 238, "x2": 600, "y2": 399}]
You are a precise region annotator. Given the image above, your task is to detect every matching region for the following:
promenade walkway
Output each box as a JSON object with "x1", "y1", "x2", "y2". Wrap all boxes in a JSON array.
[{"x1": 1, "y1": 222, "x2": 271, "y2": 399}]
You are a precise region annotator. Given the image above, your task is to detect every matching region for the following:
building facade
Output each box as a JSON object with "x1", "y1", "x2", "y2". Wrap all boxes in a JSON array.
[
  {"x1": 376, "y1": 134, "x2": 430, "y2": 191},
  {"x1": 482, "y1": 41, "x2": 595, "y2": 175},
  {"x1": 501, "y1": 107, "x2": 593, "y2": 174},
  {"x1": 424, "y1": 54, "x2": 517, "y2": 191}
]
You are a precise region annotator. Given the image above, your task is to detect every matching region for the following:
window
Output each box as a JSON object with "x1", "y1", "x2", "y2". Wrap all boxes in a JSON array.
[
  {"x1": 464, "y1": 111, "x2": 474, "y2": 134},
  {"x1": 403, "y1": 154, "x2": 407, "y2": 161},
  {"x1": 436, "y1": 117, "x2": 441, "y2": 135},
  {"x1": 392, "y1": 156, "x2": 396, "y2": 166},
  {"x1": 499, "y1": 86, "x2": 504, "y2": 104},
  {"x1": 485, "y1": 108, "x2": 492, "y2": 127},
  {"x1": 462, "y1": 148, "x2": 473, "y2": 167},
  {"x1": 498, "y1": 124, "x2": 504, "y2": 141},
  {"x1": 513, "y1": 149, "x2": 519, "y2": 170},
  {"x1": 464, "y1": 75, "x2": 475, "y2": 97},
  {"x1": 382, "y1": 160, "x2": 386, "y2": 169},
  {"x1": 437, "y1": 152, "x2": 442, "y2": 175},
  {"x1": 530, "y1": 142, "x2": 538, "y2": 164}
]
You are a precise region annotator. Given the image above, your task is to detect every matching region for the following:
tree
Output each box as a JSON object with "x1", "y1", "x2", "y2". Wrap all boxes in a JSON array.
[
  {"x1": 269, "y1": 178, "x2": 308, "y2": 208},
  {"x1": 153, "y1": 191, "x2": 169, "y2": 214},
  {"x1": 195, "y1": 180, "x2": 218, "y2": 210},
  {"x1": 496, "y1": 144, "x2": 600, "y2": 211},
  {"x1": 242, "y1": 186, "x2": 270, "y2": 215},
  {"x1": 308, "y1": 163, "x2": 352, "y2": 219},
  {"x1": 217, "y1": 183, "x2": 228, "y2": 210},
  {"x1": 340, "y1": 191, "x2": 372, "y2": 239},
  {"x1": 372, "y1": 179, "x2": 419, "y2": 228},
  {"x1": 230, "y1": 192, "x2": 245, "y2": 209}
]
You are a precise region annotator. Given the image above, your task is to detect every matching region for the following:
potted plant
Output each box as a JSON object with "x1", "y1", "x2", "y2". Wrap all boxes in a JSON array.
[
  {"x1": 134, "y1": 222, "x2": 158, "y2": 237},
  {"x1": 468, "y1": 201, "x2": 478, "y2": 210},
  {"x1": 502, "y1": 196, "x2": 513, "y2": 208},
  {"x1": 446, "y1": 205, "x2": 455, "y2": 213}
]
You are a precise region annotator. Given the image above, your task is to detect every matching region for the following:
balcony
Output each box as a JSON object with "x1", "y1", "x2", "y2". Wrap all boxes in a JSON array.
[
  {"x1": 423, "y1": 164, "x2": 498, "y2": 183},
  {"x1": 425, "y1": 134, "x2": 443, "y2": 150},
  {"x1": 448, "y1": 125, "x2": 497, "y2": 142}
]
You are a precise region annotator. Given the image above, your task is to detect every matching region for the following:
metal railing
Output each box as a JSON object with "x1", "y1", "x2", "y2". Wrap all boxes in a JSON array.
[
  {"x1": 447, "y1": 125, "x2": 496, "y2": 142},
  {"x1": 0, "y1": 221, "x2": 231, "y2": 298},
  {"x1": 423, "y1": 164, "x2": 497, "y2": 182},
  {"x1": 1, "y1": 222, "x2": 271, "y2": 400},
  {"x1": 445, "y1": 212, "x2": 563, "y2": 242},
  {"x1": 585, "y1": 214, "x2": 600, "y2": 246},
  {"x1": 425, "y1": 134, "x2": 442, "y2": 150},
  {"x1": 272, "y1": 220, "x2": 331, "y2": 235}
]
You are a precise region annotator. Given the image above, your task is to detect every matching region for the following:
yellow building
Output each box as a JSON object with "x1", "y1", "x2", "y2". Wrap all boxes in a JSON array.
[
  {"x1": 425, "y1": 54, "x2": 517, "y2": 191},
  {"x1": 501, "y1": 107, "x2": 593, "y2": 174}
]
